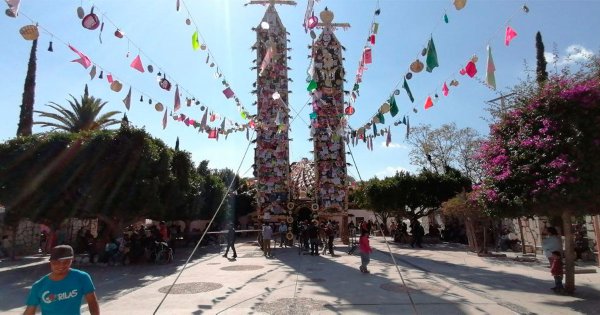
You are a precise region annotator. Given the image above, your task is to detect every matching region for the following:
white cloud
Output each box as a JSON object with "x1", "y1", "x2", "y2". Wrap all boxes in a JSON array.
[
  {"x1": 380, "y1": 141, "x2": 408, "y2": 149},
  {"x1": 375, "y1": 166, "x2": 408, "y2": 178},
  {"x1": 545, "y1": 45, "x2": 594, "y2": 66}
]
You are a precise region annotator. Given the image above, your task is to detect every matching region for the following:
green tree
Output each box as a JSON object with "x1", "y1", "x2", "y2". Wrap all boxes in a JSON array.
[
  {"x1": 535, "y1": 31, "x2": 548, "y2": 85},
  {"x1": 34, "y1": 85, "x2": 121, "y2": 132},
  {"x1": 17, "y1": 39, "x2": 38, "y2": 137}
]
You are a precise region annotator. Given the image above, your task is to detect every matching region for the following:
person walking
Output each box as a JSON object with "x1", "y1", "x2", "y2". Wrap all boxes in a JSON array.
[
  {"x1": 359, "y1": 231, "x2": 373, "y2": 273},
  {"x1": 24, "y1": 245, "x2": 100, "y2": 315},
  {"x1": 262, "y1": 222, "x2": 273, "y2": 258},
  {"x1": 278, "y1": 221, "x2": 288, "y2": 247},
  {"x1": 223, "y1": 223, "x2": 237, "y2": 259}
]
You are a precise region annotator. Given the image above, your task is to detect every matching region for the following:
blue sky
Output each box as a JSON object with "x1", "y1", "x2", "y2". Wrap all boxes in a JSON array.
[{"x1": 1, "y1": 0, "x2": 599, "y2": 180}]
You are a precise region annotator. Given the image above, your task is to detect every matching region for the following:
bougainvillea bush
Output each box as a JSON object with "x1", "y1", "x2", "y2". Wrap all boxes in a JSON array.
[{"x1": 476, "y1": 76, "x2": 600, "y2": 216}]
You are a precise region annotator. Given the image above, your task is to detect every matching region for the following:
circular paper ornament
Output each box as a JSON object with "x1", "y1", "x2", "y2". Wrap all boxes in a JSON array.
[
  {"x1": 76, "y1": 7, "x2": 85, "y2": 19},
  {"x1": 200, "y1": 44, "x2": 207, "y2": 50},
  {"x1": 110, "y1": 81, "x2": 123, "y2": 92},
  {"x1": 19, "y1": 25, "x2": 39, "y2": 41},
  {"x1": 406, "y1": 72, "x2": 413, "y2": 80},
  {"x1": 185, "y1": 18, "x2": 191, "y2": 25},
  {"x1": 286, "y1": 231, "x2": 294, "y2": 239},
  {"x1": 260, "y1": 21, "x2": 270, "y2": 29},
  {"x1": 5, "y1": 8, "x2": 16, "y2": 17},
  {"x1": 200, "y1": 106, "x2": 206, "y2": 111},
  {"x1": 287, "y1": 202, "x2": 295, "y2": 210},
  {"x1": 372, "y1": 116, "x2": 380, "y2": 124},
  {"x1": 159, "y1": 77, "x2": 172, "y2": 91},
  {"x1": 307, "y1": 15, "x2": 318, "y2": 29},
  {"x1": 272, "y1": 91, "x2": 281, "y2": 100},
  {"x1": 344, "y1": 105, "x2": 355, "y2": 115},
  {"x1": 310, "y1": 30, "x2": 316, "y2": 39},
  {"x1": 82, "y1": 8, "x2": 100, "y2": 30},
  {"x1": 410, "y1": 60, "x2": 424, "y2": 73},
  {"x1": 380, "y1": 102, "x2": 390, "y2": 114},
  {"x1": 155, "y1": 102, "x2": 164, "y2": 111},
  {"x1": 320, "y1": 8, "x2": 334, "y2": 24},
  {"x1": 147, "y1": 65, "x2": 154, "y2": 73},
  {"x1": 114, "y1": 29, "x2": 124, "y2": 38},
  {"x1": 311, "y1": 203, "x2": 319, "y2": 211},
  {"x1": 394, "y1": 89, "x2": 401, "y2": 95}
]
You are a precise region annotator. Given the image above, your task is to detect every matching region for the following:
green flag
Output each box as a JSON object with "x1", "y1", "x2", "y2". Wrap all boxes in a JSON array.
[
  {"x1": 307, "y1": 80, "x2": 317, "y2": 92},
  {"x1": 309, "y1": 112, "x2": 318, "y2": 120},
  {"x1": 192, "y1": 31, "x2": 200, "y2": 50},
  {"x1": 403, "y1": 78, "x2": 414, "y2": 103},
  {"x1": 425, "y1": 36, "x2": 439, "y2": 72},
  {"x1": 389, "y1": 95, "x2": 399, "y2": 117},
  {"x1": 373, "y1": 122, "x2": 378, "y2": 136},
  {"x1": 377, "y1": 112, "x2": 385, "y2": 124}
]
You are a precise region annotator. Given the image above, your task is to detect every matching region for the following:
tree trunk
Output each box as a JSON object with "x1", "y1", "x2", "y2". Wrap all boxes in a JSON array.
[
  {"x1": 593, "y1": 215, "x2": 600, "y2": 267},
  {"x1": 341, "y1": 215, "x2": 349, "y2": 245},
  {"x1": 518, "y1": 217, "x2": 526, "y2": 254},
  {"x1": 482, "y1": 219, "x2": 488, "y2": 254},
  {"x1": 17, "y1": 38, "x2": 37, "y2": 137},
  {"x1": 562, "y1": 210, "x2": 575, "y2": 293}
]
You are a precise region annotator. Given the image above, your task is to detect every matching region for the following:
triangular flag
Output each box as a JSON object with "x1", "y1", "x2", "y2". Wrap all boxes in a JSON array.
[
  {"x1": 376, "y1": 112, "x2": 385, "y2": 124},
  {"x1": 373, "y1": 123, "x2": 378, "y2": 136},
  {"x1": 130, "y1": 55, "x2": 145, "y2": 73},
  {"x1": 389, "y1": 95, "x2": 399, "y2": 117},
  {"x1": 402, "y1": 78, "x2": 414, "y2": 103},
  {"x1": 162, "y1": 108, "x2": 168, "y2": 130},
  {"x1": 259, "y1": 43, "x2": 275, "y2": 76},
  {"x1": 461, "y1": 61, "x2": 477, "y2": 78},
  {"x1": 174, "y1": 85, "x2": 181, "y2": 112},
  {"x1": 442, "y1": 82, "x2": 449, "y2": 96},
  {"x1": 386, "y1": 128, "x2": 392, "y2": 147},
  {"x1": 425, "y1": 36, "x2": 439, "y2": 73},
  {"x1": 505, "y1": 26, "x2": 517, "y2": 46},
  {"x1": 424, "y1": 96, "x2": 434, "y2": 110},
  {"x1": 307, "y1": 80, "x2": 318, "y2": 92},
  {"x1": 485, "y1": 45, "x2": 496, "y2": 90},
  {"x1": 69, "y1": 45, "x2": 92, "y2": 69},
  {"x1": 192, "y1": 31, "x2": 200, "y2": 50},
  {"x1": 199, "y1": 110, "x2": 208, "y2": 130},
  {"x1": 122, "y1": 87, "x2": 131, "y2": 110},
  {"x1": 89, "y1": 65, "x2": 96, "y2": 80}
]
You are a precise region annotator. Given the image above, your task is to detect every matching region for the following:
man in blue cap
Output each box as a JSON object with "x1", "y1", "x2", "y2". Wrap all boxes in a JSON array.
[{"x1": 24, "y1": 245, "x2": 99, "y2": 315}]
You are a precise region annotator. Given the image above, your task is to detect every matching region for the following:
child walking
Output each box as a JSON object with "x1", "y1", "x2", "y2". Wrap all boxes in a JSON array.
[
  {"x1": 359, "y1": 231, "x2": 373, "y2": 273},
  {"x1": 550, "y1": 250, "x2": 564, "y2": 293}
]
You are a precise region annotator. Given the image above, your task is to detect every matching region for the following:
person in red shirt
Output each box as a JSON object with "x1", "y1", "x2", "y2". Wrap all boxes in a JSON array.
[
  {"x1": 359, "y1": 231, "x2": 373, "y2": 273},
  {"x1": 550, "y1": 250, "x2": 564, "y2": 292}
]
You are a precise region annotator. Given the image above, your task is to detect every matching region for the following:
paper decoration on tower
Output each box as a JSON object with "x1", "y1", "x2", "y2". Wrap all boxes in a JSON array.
[
  {"x1": 5, "y1": 0, "x2": 20, "y2": 17},
  {"x1": 130, "y1": 55, "x2": 145, "y2": 73},
  {"x1": 505, "y1": 26, "x2": 517, "y2": 46},
  {"x1": 485, "y1": 45, "x2": 496, "y2": 90},
  {"x1": 424, "y1": 96, "x2": 433, "y2": 110},
  {"x1": 162, "y1": 108, "x2": 168, "y2": 129},
  {"x1": 402, "y1": 78, "x2": 414, "y2": 103},
  {"x1": 192, "y1": 31, "x2": 200, "y2": 50},
  {"x1": 174, "y1": 85, "x2": 181, "y2": 112},
  {"x1": 123, "y1": 87, "x2": 132, "y2": 110},
  {"x1": 442, "y1": 82, "x2": 449, "y2": 96},
  {"x1": 454, "y1": 0, "x2": 467, "y2": 10},
  {"x1": 69, "y1": 45, "x2": 92, "y2": 69},
  {"x1": 425, "y1": 36, "x2": 439, "y2": 72}
]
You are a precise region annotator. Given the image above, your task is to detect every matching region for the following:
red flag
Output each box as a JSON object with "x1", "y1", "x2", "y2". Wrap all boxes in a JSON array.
[
  {"x1": 363, "y1": 47, "x2": 372, "y2": 64},
  {"x1": 223, "y1": 87, "x2": 235, "y2": 99},
  {"x1": 505, "y1": 26, "x2": 517, "y2": 46},
  {"x1": 208, "y1": 128, "x2": 217, "y2": 139},
  {"x1": 130, "y1": 55, "x2": 145, "y2": 73},
  {"x1": 369, "y1": 34, "x2": 375, "y2": 45},
  {"x1": 424, "y1": 96, "x2": 434, "y2": 110},
  {"x1": 107, "y1": 73, "x2": 114, "y2": 84}
]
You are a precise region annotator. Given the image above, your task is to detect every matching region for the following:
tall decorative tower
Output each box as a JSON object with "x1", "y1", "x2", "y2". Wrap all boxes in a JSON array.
[
  {"x1": 310, "y1": 8, "x2": 350, "y2": 243},
  {"x1": 250, "y1": 0, "x2": 295, "y2": 220}
]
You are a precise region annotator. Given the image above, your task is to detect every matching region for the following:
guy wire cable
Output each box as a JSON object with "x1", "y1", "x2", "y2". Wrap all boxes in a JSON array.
[
  {"x1": 153, "y1": 128, "x2": 257, "y2": 315},
  {"x1": 347, "y1": 145, "x2": 419, "y2": 315}
]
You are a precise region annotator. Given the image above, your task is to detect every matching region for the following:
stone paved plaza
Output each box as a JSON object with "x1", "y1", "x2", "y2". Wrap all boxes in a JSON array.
[{"x1": 1, "y1": 237, "x2": 599, "y2": 314}]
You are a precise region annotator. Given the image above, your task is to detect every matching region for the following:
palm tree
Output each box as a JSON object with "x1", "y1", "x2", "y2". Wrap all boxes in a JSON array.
[
  {"x1": 34, "y1": 85, "x2": 121, "y2": 132},
  {"x1": 17, "y1": 39, "x2": 38, "y2": 137}
]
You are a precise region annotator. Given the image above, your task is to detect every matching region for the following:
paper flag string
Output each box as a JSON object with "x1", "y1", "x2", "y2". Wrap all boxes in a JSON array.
[
  {"x1": 505, "y1": 26, "x2": 517, "y2": 46},
  {"x1": 402, "y1": 78, "x2": 415, "y2": 103},
  {"x1": 69, "y1": 45, "x2": 92, "y2": 69},
  {"x1": 130, "y1": 55, "x2": 145, "y2": 73},
  {"x1": 363, "y1": 47, "x2": 372, "y2": 64},
  {"x1": 162, "y1": 108, "x2": 168, "y2": 130},
  {"x1": 485, "y1": 45, "x2": 496, "y2": 90},
  {"x1": 123, "y1": 87, "x2": 131, "y2": 110},
  {"x1": 460, "y1": 60, "x2": 477, "y2": 77},
  {"x1": 107, "y1": 73, "x2": 114, "y2": 84},
  {"x1": 425, "y1": 36, "x2": 439, "y2": 72},
  {"x1": 389, "y1": 95, "x2": 399, "y2": 117},
  {"x1": 442, "y1": 82, "x2": 449, "y2": 96},
  {"x1": 89, "y1": 65, "x2": 96, "y2": 80},
  {"x1": 174, "y1": 85, "x2": 181, "y2": 112},
  {"x1": 199, "y1": 110, "x2": 208, "y2": 130},
  {"x1": 223, "y1": 87, "x2": 234, "y2": 99},
  {"x1": 369, "y1": 34, "x2": 376, "y2": 45},
  {"x1": 424, "y1": 96, "x2": 434, "y2": 110},
  {"x1": 192, "y1": 31, "x2": 200, "y2": 50}
]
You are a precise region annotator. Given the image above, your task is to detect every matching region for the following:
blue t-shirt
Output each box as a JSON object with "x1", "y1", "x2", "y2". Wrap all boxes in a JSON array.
[{"x1": 26, "y1": 268, "x2": 95, "y2": 315}]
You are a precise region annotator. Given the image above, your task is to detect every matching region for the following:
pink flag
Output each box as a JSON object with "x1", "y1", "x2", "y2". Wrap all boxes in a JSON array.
[
  {"x1": 442, "y1": 82, "x2": 449, "y2": 96},
  {"x1": 461, "y1": 61, "x2": 477, "y2": 78},
  {"x1": 69, "y1": 45, "x2": 92, "y2": 69},
  {"x1": 424, "y1": 96, "x2": 434, "y2": 110},
  {"x1": 174, "y1": 85, "x2": 181, "y2": 112},
  {"x1": 162, "y1": 108, "x2": 168, "y2": 130},
  {"x1": 259, "y1": 45, "x2": 275, "y2": 76},
  {"x1": 505, "y1": 26, "x2": 517, "y2": 46},
  {"x1": 130, "y1": 55, "x2": 145, "y2": 73},
  {"x1": 106, "y1": 73, "x2": 114, "y2": 84},
  {"x1": 363, "y1": 47, "x2": 372, "y2": 64},
  {"x1": 369, "y1": 34, "x2": 375, "y2": 45},
  {"x1": 208, "y1": 128, "x2": 217, "y2": 139},
  {"x1": 223, "y1": 87, "x2": 235, "y2": 99}
]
